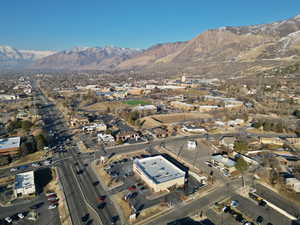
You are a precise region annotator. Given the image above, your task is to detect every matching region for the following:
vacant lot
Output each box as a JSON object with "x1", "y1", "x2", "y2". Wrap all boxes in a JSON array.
[
  {"x1": 83, "y1": 101, "x2": 129, "y2": 112},
  {"x1": 140, "y1": 112, "x2": 212, "y2": 128}
]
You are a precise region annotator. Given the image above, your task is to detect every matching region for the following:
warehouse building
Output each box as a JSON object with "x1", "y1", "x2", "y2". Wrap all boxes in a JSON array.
[
  {"x1": 133, "y1": 155, "x2": 185, "y2": 192},
  {"x1": 14, "y1": 171, "x2": 36, "y2": 198}
]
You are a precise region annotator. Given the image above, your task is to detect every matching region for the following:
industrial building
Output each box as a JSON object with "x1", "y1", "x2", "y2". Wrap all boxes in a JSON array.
[
  {"x1": 14, "y1": 171, "x2": 36, "y2": 197},
  {"x1": 133, "y1": 155, "x2": 185, "y2": 192},
  {"x1": 0, "y1": 137, "x2": 21, "y2": 156}
]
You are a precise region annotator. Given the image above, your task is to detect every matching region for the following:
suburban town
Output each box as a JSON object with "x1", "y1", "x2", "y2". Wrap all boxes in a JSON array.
[
  {"x1": 1, "y1": 2, "x2": 300, "y2": 225},
  {"x1": 0, "y1": 67, "x2": 300, "y2": 225}
]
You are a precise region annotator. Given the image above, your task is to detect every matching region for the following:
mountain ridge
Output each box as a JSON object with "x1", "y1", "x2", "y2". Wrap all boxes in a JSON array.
[{"x1": 1, "y1": 14, "x2": 300, "y2": 76}]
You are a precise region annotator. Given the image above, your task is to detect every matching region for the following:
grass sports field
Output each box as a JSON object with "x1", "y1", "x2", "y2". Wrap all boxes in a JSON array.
[{"x1": 123, "y1": 99, "x2": 151, "y2": 106}]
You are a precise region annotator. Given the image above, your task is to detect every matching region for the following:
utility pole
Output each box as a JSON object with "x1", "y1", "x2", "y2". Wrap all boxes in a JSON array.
[{"x1": 177, "y1": 143, "x2": 184, "y2": 160}]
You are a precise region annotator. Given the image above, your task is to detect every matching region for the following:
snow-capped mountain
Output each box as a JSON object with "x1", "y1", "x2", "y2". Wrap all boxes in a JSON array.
[
  {"x1": 19, "y1": 50, "x2": 56, "y2": 60},
  {"x1": 0, "y1": 45, "x2": 56, "y2": 69},
  {"x1": 0, "y1": 46, "x2": 23, "y2": 60},
  {"x1": 33, "y1": 46, "x2": 141, "y2": 70}
]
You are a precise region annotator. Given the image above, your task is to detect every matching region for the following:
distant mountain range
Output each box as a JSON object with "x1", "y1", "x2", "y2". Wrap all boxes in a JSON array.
[
  {"x1": 32, "y1": 46, "x2": 141, "y2": 70},
  {"x1": 1, "y1": 14, "x2": 300, "y2": 76},
  {"x1": 0, "y1": 46, "x2": 55, "y2": 69}
]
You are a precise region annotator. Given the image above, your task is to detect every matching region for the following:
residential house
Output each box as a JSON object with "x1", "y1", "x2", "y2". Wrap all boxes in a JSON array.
[
  {"x1": 115, "y1": 130, "x2": 141, "y2": 142},
  {"x1": 0, "y1": 94, "x2": 18, "y2": 100},
  {"x1": 260, "y1": 137, "x2": 284, "y2": 146},
  {"x1": 182, "y1": 124, "x2": 206, "y2": 134},
  {"x1": 211, "y1": 154, "x2": 236, "y2": 172},
  {"x1": 170, "y1": 101, "x2": 195, "y2": 111},
  {"x1": 286, "y1": 138, "x2": 300, "y2": 146},
  {"x1": 133, "y1": 105, "x2": 157, "y2": 116},
  {"x1": 285, "y1": 178, "x2": 300, "y2": 192},
  {"x1": 70, "y1": 115, "x2": 89, "y2": 128},
  {"x1": 219, "y1": 136, "x2": 236, "y2": 150},
  {"x1": 97, "y1": 133, "x2": 115, "y2": 143},
  {"x1": 151, "y1": 126, "x2": 169, "y2": 138},
  {"x1": 198, "y1": 105, "x2": 220, "y2": 112},
  {"x1": 128, "y1": 88, "x2": 144, "y2": 95}
]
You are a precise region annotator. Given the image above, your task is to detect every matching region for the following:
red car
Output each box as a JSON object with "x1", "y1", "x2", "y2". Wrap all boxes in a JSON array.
[
  {"x1": 128, "y1": 185, "x2": 136, "y2": 191},
  {"x1": 97, "y1": 195, "x2": 106, "y2": 202}
]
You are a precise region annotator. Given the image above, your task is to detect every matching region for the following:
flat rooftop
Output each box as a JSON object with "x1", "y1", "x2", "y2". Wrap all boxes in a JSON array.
[
  {"x1": 134, "y1": 155, "x2": 185, "y2": 184},
  {"x1": 15, "y1": 171, "x2": 35, "y2": 189},
  {"x1": 0, "y1": 137, "x2": 21, "y2": 150}
]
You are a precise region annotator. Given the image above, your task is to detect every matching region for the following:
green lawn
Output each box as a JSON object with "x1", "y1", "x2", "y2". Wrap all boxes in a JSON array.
[{"x1": 124, "y1": 100, "x2": 151, "y2": 106}]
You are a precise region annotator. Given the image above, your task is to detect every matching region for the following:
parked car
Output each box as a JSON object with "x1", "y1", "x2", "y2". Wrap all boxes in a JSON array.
[
  {"x1": 97, "y1": 202, "x2": 106, "y2": 209},
  {"x1": 10, "y1": 168, "x2": 17, "y2": 172},
  {"x1": 48, "y1": 204, "x2": 57, "y2": 209},
  {"x1": 5, "y1": 217, "x2": 12, "y2": 223},
  {"x1": 256, "y1": 216, "x2": 264, "y2": 224},
  {"x1": 93, "y1": 181, "x2": 99, "y2": 186},
  {"x1": 97, "y1": 195, "x2": 106, "y2": 202},
  {"x1": 17, "y1": 213, "x2": 24, "y2": 219},
  {"x1": 31, "y1": 163, "x2": 40, "y2": 168},
  {"x1": 18, "y1": 165, "x2": 29, "y2": 170},
  {"x1": 128, "y1": 185, "x2": 137, "y2": 191},
  {"x1": 231, "y1": 200, "x2": 239, "y2": 208},
  {"x1": 46, "y1": 192, "x2": 56, "y2": 197},
  {"x1": 222, "y1": 206, "x2": 230, "y2": 213}
]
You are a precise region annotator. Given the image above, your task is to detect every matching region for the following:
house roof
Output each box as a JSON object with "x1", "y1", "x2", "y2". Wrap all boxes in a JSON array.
[{"x1": 211, "y1": 154, "x2": 236, "y2": 167}]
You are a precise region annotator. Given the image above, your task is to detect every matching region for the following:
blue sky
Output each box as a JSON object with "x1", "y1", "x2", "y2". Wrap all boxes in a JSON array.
[{"x1": 1, "y1": 0, "x2": 299, "y2": 51}]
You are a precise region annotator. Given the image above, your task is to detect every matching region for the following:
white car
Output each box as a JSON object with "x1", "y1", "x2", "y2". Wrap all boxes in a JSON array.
[
  {"x1": 48, "y1": 197, "x2": 58, "y2": 201},
  {"x1": 43, "y1": 160, "x2": 51, "y2": 166},
  {"x1": 31, "y1": 163, "x2": 39, "y2": 168},
  {"x1": 48, "y1": 204, "x2": 57, "y2": 209},
  {"x1": 5, "y1": 217, "x2": 12, "y2": 223},
  {"x1": 46, "y1": 192, "x2": 56, "y2": 197},
  {"x1": 18, "y1": 213, "x2": 24, "y2": 219},
  {"x1": 10, "y1": 168, "x2": 17, "y2": 172},
  {"x1": 231, "y1": 200, "x2": 239, "y2": 207}
]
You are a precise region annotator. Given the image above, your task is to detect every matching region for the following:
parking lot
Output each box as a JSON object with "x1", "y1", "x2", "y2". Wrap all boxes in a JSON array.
[
  {"x1": 212, "y1": 192, "x2": 296, "y2": 225},
  {"x1": 0, "y1": 193, "x2": 60, "y2": 225},
  {"x1": 103, "y1": 152, "x2": 205, "y2": 216},
  {"x1": 163, "y1": 138, "x2": 228, "y2": 181}
]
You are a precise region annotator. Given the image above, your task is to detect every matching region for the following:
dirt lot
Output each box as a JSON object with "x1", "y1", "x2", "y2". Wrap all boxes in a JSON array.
[
  {"x1": 83, "y1": 101, "x2": 129, "y2": 112},
  {"x1": 97, "y1": 165, "x2": 123, "y2": 188},
  {"x1": 111, "y1": 190, "x2": 133, "y2": 220},
  {"x1": 141, "y1": 112, "x2": 212, "y2": 128}
]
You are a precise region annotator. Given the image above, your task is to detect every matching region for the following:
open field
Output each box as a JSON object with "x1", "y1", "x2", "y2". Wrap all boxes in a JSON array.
[
  {"x1": 83, "y1": 101, "x2": 129, "y2": 112},
  {"x1": 140, "y1": 112, "x2": 212, "y2": 128}
]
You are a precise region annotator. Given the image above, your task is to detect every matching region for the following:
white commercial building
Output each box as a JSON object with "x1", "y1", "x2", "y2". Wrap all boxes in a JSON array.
[
  {"x1": 14, "y1": 171, "x2": 36, "y2": 197},
  {"x1": 133, "y1": 155, "x2": 185, "y2": 192}
]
